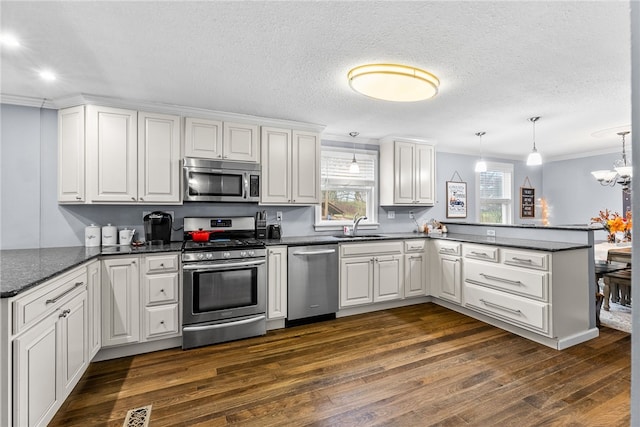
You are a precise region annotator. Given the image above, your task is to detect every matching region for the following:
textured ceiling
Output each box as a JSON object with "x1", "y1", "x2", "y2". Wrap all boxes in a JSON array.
[{"x1": 0, "y1": 1, "x2": 632, "y2": 160}]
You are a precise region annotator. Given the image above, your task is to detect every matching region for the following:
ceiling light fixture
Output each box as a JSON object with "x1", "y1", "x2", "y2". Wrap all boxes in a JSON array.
[
  {"x1": 474, "y1": 132, "x2": 487, "y2": 173},
  {"x1": 591, "y1": 131, "x2": 632, "y2": 192},
  {"x1": 39, "y1": 70, "x2": 56, "y2": 81},
  {"x1": 349, "y1": 131, "x2": 360, "y2": 174},
  {"x1": 347, "y1": 63, "x2": 440, "y2": 102},
  {"x1": 526, "y1": 116, "x2": 542, "y2": 166}
]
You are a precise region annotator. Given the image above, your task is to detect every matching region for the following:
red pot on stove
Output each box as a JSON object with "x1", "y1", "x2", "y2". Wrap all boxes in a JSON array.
[{"x1": 188, "y1": 229, "x2": 216, "y2": 242}]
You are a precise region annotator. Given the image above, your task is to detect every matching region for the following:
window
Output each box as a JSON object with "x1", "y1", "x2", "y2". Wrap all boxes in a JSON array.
[
  {"x1": 476, "y1": 162, "x2": 514, "y2": 224},
  {"x1": 315, "y1": 146, "x2": 378, "y2": 229}
]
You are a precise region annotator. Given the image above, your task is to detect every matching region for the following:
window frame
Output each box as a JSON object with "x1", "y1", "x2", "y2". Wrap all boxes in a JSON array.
[
  {"x1": 475, "y1": 161, "x2": 514, "y2": 225},
  {"x1": 314, "y1": 145, "x2": 379, "y2": 231}
]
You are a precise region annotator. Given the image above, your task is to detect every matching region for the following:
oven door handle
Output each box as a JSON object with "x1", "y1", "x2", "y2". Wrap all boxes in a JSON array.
[
  {"x1": 183, "y1": 259, "x2": 266, "y2": 271},
  {"x1": 183, "y1": 315, "x2": 266, "y2": 332},
  {"x1": 292, "y1": 249, "x2": 336, "y2": 256}
]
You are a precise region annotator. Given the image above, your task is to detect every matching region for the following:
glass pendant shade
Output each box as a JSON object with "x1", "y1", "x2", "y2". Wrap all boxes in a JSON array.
[
  {"x1": 475, "y1": 160, "x2": 487, "y2": 173},
  {"x1": 526, "y1": 149, "x2": 542, "y2": 166},
  {"x1": 349, "y1": 155, "x2": 360, "y2": 174}
]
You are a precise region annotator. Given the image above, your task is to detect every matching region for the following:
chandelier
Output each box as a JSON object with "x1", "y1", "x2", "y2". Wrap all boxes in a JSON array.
[{"x1": 591, "y1": 131, "x2": 632, "y2": 192}]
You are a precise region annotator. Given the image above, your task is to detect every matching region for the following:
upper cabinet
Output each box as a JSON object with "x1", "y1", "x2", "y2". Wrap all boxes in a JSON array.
[
  {"x1": 379, "y1": 138, "x2": 435, "y2": 206},
  {"x1": 260, "y1": 127, "x2": 320, "y2": 205},
  {"x1": 184, "y1": 117, "x2": 259, "y2": 162},
  {"x1": 58, "y1": 105, "x2": 181, "y2": 204}
]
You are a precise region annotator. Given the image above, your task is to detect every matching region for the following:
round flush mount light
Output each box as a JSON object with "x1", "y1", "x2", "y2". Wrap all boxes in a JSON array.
[{"x1": 347, "y1": 63, "x2": 440, "y2": 102}]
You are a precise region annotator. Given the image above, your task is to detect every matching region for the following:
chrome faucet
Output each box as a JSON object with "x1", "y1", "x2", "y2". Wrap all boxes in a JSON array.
[{"x1": 353, "y1": 214, "x2": 367, "y2": 236}]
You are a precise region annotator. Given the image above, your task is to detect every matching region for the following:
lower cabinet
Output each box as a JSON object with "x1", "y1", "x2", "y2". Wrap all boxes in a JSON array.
[
  {"x1": 101, "y1": 256, "x2": 140, "y2": 346},
  {"x1": 404, "y1": 240, "x2": 427, "y2": 298},
  {"x1": 11, "y1": 266, "x2": 89, "y2": 427},
  {"x1": 86, "y1": 260, "x2": 101, "y2": 359},
  {"x1": 431, "y1": 241, "x2": 462, "y2": 304},
  {"x1": 267, "y1": 246, "x2": 288, "y2": 319}
]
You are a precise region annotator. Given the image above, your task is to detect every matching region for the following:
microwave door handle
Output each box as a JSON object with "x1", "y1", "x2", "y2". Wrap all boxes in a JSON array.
[{"x1": 243, "y1": 172, "x2": 249, "y2": 199}]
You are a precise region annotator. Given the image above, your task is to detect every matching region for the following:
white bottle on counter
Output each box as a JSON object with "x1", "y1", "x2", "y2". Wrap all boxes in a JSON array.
[
  {"x1": 102, "y1": 224, "x2": 118, "y2": 246},
  {"x1": 85, "y1": 224, "x2": 101, "y2": 247}
]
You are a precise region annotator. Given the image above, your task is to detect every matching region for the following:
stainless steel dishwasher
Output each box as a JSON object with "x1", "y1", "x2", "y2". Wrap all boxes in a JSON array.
[{"x1": 287, "y1": 244, "x2": 339, "y2": 322}]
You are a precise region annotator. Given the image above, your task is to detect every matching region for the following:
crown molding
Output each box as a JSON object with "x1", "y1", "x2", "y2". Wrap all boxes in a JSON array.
[{"x1": 0, "y1": 94, "x2": 57, "y2": 109}]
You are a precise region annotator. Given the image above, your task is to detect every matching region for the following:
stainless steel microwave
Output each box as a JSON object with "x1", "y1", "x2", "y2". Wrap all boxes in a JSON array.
[{"x1": 183, "y1": 158, "x2": 260, "y2": 203}]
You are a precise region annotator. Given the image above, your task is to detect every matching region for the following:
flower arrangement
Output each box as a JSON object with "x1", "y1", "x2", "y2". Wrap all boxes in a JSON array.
[{"x1": 590, "y1": 209, "x2": 632, "y2": 242}]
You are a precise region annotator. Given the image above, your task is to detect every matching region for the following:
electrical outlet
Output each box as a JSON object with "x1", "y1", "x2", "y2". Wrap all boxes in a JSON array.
[
  {"x1": 387, "y1": 211, "x2": 395, "y2": 219},
  {"x1": 486, "y1": 229, "x2": 496, "y2": 236},
  {"x1": 276, "y1": 211, "x2": 283, "y2": 221},
  {"x1": 409, "y1": 211, "x2": 415, "y2": 219}
]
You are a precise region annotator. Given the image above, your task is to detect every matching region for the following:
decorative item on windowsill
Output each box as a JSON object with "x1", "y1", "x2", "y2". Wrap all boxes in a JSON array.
[{"x1": 590, "y1": 209, "x2": 632, "y2": 243}]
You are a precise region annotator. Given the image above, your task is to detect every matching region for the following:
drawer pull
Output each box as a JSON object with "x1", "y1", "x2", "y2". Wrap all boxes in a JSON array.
[
  {"x1": 480, "y1": 298, "x2": 522, "y2": 315},
  {"x1": 58, "y1": 309, "x2": 71, "y2": 318},
  {"x1": 471, "y1": 251, "x2": 489, "y2": 257},
  {"x1": 479, "y1": 273, "x2": 522, "y2": 286},
  {"x1": 46, "y1": 282, "x2": 84, "y2": 305},
  {"x1": 441, "y1": 247, "x2": 457, "y2": 253},
  {"x1": 511, "y1": 257, "x2": 534, "y2": 264}
]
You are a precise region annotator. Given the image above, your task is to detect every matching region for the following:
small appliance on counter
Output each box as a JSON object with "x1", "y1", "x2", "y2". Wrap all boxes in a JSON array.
[
  {"x1": 85, "y1": 224, "x2": 101, "y2": 247},
  {"x1": 255, "y1": 210, "x2": 267, "y2": 239},
  {"x1": 143, "y1": 211, "x2": 173, "y2": 244},
  {"x1": 268, "y1": 224, "x2": 282, "y2": 240},
  {"x1": 101, "y1": 224, "x2": 118, "y2": 246},
  {"x1": 119, "y1": 228, "x2": 135, "y2": 245}
]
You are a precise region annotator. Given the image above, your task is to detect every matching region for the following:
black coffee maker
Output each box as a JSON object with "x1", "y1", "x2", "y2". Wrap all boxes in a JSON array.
[{"x1": 143, "y1": 211, "x2": 172, "y2": 244}]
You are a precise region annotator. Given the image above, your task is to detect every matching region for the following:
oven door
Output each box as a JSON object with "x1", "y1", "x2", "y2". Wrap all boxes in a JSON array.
[{"x1": 182, "y1": 258, "x2": 266, "y2": 325}]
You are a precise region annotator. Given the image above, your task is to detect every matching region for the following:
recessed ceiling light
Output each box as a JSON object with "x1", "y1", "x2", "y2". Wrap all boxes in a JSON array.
[
  {"x1": 39, "y1": 70, "x2": 56, "y2": 81},
  {"x1": 0, "y1": 33, "x2": 21, "y2": 48},
  {"x1": 347, "y1": 63, "x2": 440, "y2": 102}
]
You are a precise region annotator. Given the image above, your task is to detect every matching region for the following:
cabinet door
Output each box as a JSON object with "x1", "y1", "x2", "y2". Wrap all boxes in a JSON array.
[
  {"x1": 59, "y1": 291, "x2": 88, "y2": 397},
  {"x1": 58, "y1": 106, "x2": 85, "y2": 202},
  {"x1": 138, "y1": 112, "x2": 181, "y2": 203},
  {"x1": 86, "y1": 105, "x2": 138, "y2": 202},
  {"x1": 260, "y1": 127, "x2": 291, "y2": 203},
  {"x1": 291, "y1": 130, "x2": 320, "y2": 204},
  {"x1": 438, "y1": 255, "x2": 462, "y2": 304},
  {"x1": 414, "y1": 144, "x2": 435, "y2": 204},
  {"x1": 184, "y1": 117, "x2": 222, "y2": 159},
  {"x1": 101, "y1": 257, "x2": 140, "y2": 346},
  {"x1": 405, "y1": 253, "x2": 427, "y2": 297},
  {"x1": 394, "y1": 141, "x2": 415, "y2": 204},
  {"x1": 374, "y1": 255, "x2": 404, "y2": 302},
  {"x1": 13, "y1": 312, "x2": 60, "y2": 427},
  {"x1": 86, "y1": 260, "x2": 101, "y2": 359},
  {"x1": 267, "y1": 246, "x2": 288, "y2": 319},
  {"x1": 340, "y1": 256, "x2": 373, "y2": 307},
  {"x1": 223, "y1": 122, "x2": 259, "y2": 162}
]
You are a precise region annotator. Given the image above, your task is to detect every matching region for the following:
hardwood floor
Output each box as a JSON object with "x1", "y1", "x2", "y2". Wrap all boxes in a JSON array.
[{"x1": 49, "y1": 303, "x2": 631, "y2": 426}]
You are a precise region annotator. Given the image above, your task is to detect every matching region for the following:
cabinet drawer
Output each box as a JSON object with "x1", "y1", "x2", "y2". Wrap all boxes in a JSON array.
[
  {"x1": 464, "y1": 260, "x2": 548, "y2": 301},
  {"x1": 144, "y1": 273, "x2": 179, "y2": 305},
  {"x1": 434, "y1": 241, "x2": 461, "y2": 256},
  {"x1": 464, "y1": 282, "x2": 550, "y2": 335},
  {"x1": 502, "y1": 249, "x2": 548, "y2": 271},
  {"x1": 341, "y1": 241, "x2": 402, "y2": 257},
  {"x1": 13, "y1": 268, "x2": 87, "y2": 334},
  {"x1": 463, "y1": 244, "x2": 498, "y2": 262},
  {"x1": 144, "y1": 254, "x2": 179, "y2": 273},
  {"x1": 144, "y1": 304, "x2": 180, "y2": 339},
  {"x1": 404, "y1": 240, "x2": 426, "y2": 252}
]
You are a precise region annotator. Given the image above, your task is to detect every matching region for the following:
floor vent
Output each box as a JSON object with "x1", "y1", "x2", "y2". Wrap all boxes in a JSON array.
[{"x1": 123, "y1": 405, "x2": 152, "y2": 427}]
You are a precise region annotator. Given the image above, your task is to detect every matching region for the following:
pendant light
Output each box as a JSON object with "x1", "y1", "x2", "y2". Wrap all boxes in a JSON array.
[
  {"x1": 349, "y1": 131, "x2": 360, "y2": 174},
  {"x1": 526, "y1": 116, "x2": 542, "y2": 166},
  {"x1": 474, "y1": 132, "x2": 487, "y2": 173}
]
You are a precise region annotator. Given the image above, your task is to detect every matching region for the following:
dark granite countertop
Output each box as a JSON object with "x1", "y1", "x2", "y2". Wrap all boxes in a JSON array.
[
  {"x1": 1, "y1": 243, "x2": 183, "y2": 298},
  {"x1": 441, "y1": 221, "x2": 600, "y2": 232},
  {"x1": 429, "y1": 233, "x2": 591, "y2": 252},
  {"x1": 262, "y1": 232, "x2": 427, "y2": 246}
]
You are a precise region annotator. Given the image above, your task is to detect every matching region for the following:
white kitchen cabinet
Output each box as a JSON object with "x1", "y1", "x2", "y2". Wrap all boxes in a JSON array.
[
  {"x1": 431, "y1": 241, "x2": 462, "y2": 304},
  {"x1": 141, "y1": 253, "x2": 181, "y2": 341},
  {"x1": 184, "y1": 118, "x2": 259, "y2": 162},
  {"x1": 57, "y1": 106, "x2": 85, "y2": 203},
  {"x1": 404, "y1": 240, "x2": 427, "y2": 298},
  {"x1": 12, "y1": 267, "x2": 88, "y2": 427},
  {"x1": 101, "y1": 256, "x2": 140, "y2": 346},
  {"x1": 267, "y1": 246, "x2": 288, "y2": 319},
  {"x1": 260, "y1": 126, "x2": 320, "y2": 205},
  {"x1": 380, "y1": 138, "x2": 435, "y2": 206},
  {"x1": 340, "y1": 241, "x2": 404, "y2": 307},
  {"x1": 138, "y1": 112, "x2": 181, "y2": 203},
  {"x1": 86, "y1": 260, "x2": 101, "y2": 359}
]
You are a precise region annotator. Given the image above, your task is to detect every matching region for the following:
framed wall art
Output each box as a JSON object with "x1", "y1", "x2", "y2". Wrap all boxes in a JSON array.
[
  {"x1": 519, "y1": 177, "x2": 535, "y2": 218},
  {"x1": 446, "y1": 180, "x2": 467, "y2": 218}
]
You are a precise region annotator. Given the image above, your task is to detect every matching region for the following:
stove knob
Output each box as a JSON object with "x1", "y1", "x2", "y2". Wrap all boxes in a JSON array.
[
  {"x1": 223, "y1": 252, "x2": 231, "y2": 259},
  {"x1": 197, "y1": 253, "x2": 205, "y2": 260},
  {"x1": 206, "y1": 253, "x2": 214, "y2": 260},
  {"x1": 248, "y1": 250, "x2": 255, "y2": 257},
  {"x1": 240, "y1": 251, "x2": 248, "y2": 257}
]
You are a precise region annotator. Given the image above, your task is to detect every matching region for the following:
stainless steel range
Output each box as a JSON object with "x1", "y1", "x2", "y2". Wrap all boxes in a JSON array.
[{"x1": 181, "y1": 216, "x2": 266, "y2": 349}]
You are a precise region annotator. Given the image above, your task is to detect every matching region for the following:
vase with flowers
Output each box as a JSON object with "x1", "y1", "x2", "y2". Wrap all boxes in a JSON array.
[{"x1": 590, "y1": 209, "x2": 632, "y2": 243}]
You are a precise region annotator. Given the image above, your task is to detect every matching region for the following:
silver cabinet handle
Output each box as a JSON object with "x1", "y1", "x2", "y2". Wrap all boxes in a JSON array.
[
  {"x1": 58, "y1": 309, "x2": 71, "y2": 318},
  {"x1": 441, "y1": 247, "x2": 457, "y2": 253},
  {"x1": 183, "y1": 315, "x2": 265, "y2": 331},
  {"x1": 479, "y1": 299, "x2": 522, "y2": 315},
  {"x1": 46, "y1": 282, "x2": 84, "y2": 304},
  {"x1": 479, "y1": 273, "x2": 522, "y2": 286},
  {"x1": 293, "y1": 249, "x2": 336, "y2": 256},
  {"x1": 511, "y1": 257, "x2": 533, "y2": 264},
  {"x1": 471, "y1": 251, "x2": 489, "y2": 257}
]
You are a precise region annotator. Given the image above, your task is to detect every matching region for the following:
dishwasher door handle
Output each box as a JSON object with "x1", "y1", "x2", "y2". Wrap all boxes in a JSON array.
[{"x1": 292, "y1": 249, "x2": 336, "y2": 256}]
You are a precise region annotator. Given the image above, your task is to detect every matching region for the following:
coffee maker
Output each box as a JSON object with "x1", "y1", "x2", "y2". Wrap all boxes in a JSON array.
[
  {"x1": 143, "y1": 211, "x2": 172, "y2": 244},
  {"x1": 255, "y1": 211, "x2": 267, "y2": 239}
]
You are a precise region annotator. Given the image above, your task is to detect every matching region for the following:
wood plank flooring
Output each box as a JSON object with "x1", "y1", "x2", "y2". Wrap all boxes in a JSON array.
[{"x1": 49, "y1": 303, "x2": 631, "y2": 426}]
